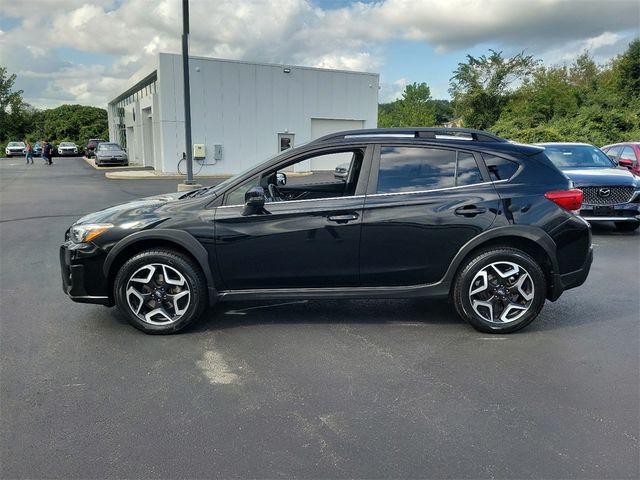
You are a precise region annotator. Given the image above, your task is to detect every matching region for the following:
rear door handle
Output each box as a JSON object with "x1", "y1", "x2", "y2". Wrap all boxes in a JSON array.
[
  {"x1": 455, "y1": 206, "x2": 487, "y2": 217},
  {"x1": 327, "y1": 213, "x2": 360, "y2": 223}
]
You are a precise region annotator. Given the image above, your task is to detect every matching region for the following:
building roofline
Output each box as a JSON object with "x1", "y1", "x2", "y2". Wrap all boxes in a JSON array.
[
  {"x1": 108, "y1": 70, "x2": 157, "y2": 106},
  {"x1": 158, "y1": 52, "x2": 379, "y2": 78}
]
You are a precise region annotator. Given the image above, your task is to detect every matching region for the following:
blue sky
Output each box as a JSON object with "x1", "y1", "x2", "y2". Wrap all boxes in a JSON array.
[{"x1": 0, "y1": 0, "x2": 638, "y2": 108}]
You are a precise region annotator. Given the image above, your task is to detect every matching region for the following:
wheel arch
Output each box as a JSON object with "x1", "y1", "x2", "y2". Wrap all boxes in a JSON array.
[
  {"x1": 103, "y1": 229, "x2": 218, "y2": 305},
  {"x1": 444, "y1": 226, "x2": 558, "y2": 300}
]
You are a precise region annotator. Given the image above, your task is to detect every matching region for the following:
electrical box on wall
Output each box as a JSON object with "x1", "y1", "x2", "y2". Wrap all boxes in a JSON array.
[
  {"x1": 214, "y1": 144, "x2": 223, "y2": 161},
  {"x1": 193, "y1": 144, "x2": 205, "y2": 159}
]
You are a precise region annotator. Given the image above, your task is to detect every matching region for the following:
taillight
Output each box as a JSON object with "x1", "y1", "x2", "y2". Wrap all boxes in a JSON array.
[{"x1": 544, "y1": 189, "x2": 583, "y2": 212}]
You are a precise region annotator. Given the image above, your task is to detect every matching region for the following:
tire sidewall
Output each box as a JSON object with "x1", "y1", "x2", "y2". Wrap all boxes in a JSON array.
[
  {"x1": 456, "y1": 249, "x2": 547, "y2": 334},
  {"x1": 114, "y1": 251, "x2": 206, "y2": 334}
]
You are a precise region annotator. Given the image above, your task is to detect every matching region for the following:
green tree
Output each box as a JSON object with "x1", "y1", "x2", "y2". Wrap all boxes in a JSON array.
[
  {"x1": 378, "y1": 82, "x2": 436, "y2": 127},
  {"x1": 449, "y1": 50, "x2": 539, "y2": 129},
  {"x1": 0, "y1": 66, "x2": 28, "y2": 142},
  {"x1": 616, "y1": 38, "x2": 640, "y2": 96}
]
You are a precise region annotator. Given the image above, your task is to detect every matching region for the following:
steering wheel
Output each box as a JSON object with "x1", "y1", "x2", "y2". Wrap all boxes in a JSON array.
[{"x1": 268, "y1": 183, "x2": 283, "y2": 202}]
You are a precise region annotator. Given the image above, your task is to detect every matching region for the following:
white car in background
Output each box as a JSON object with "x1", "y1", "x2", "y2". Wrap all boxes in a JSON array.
[
  {"x1": 57, "y1": 142, "x2": 79, "y2": 156},
  {"x1": 5, "y1": 141, "x2": 26, "y2": 157}
]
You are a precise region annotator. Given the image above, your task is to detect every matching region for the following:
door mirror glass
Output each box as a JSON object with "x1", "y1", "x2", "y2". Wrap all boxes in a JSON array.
[{"x1": 276, "y1": 172, "x2": 287, "y2": 186}]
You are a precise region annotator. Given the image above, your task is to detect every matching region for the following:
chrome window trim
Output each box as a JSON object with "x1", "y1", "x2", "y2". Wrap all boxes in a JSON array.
[
  {"x1": 368, "y1": 180, "x2": 507, "y2": 198},
  {"x1": 218, "y1": 194, "x2": 367, "y2": 209},
  {"x1": 218, "y1": 180, "x2": 508, "y2": 208}
]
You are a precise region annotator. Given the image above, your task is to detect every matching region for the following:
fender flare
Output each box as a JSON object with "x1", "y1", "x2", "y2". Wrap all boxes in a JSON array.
[
  {"x1": 441, "y1": 225, "x2": 559, "y2": 286},
  {"x1": 103, "y1": 229, "x2": 217, "y2": 304}
]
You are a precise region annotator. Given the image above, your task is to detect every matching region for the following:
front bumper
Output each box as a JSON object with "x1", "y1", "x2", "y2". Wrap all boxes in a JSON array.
[
  {"x1": 580, "y1": 201, "x2": 640, "y2": 222},
  {"x1": 58, "y1": 150, "x2": 78, "y2": 156},
  {"x1": 60, "y1": 241, "x2": 112, "y2": 305},
  {"x1": 95, "y1": 157, "x2": 128, "y2": 166}
]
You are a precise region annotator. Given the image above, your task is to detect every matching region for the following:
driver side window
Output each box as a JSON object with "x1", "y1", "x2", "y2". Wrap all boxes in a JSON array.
[{"x1": 262, "y1": 149, "x2": 364, "y2": 202}]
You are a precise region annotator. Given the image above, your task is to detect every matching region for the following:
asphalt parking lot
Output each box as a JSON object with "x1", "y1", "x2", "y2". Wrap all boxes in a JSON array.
[{"x1": 1, "y1": 156, "x2": 638, "y2": 479}]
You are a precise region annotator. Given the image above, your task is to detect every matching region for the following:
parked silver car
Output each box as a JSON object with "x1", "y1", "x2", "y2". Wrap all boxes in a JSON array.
[{"x1": 94, "y1": 142, "x2": 128, "y2": 167}]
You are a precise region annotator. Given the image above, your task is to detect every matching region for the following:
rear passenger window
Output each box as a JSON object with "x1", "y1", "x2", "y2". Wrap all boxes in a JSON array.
[
  {"x1": 377, "y1": 147, "x2": 456, "y2": 193},
  {"x1": 456, "y1": 152, "x2": 483, "y2": 186},
  {"x1": 482, "y1": 154, "x2": 519, "y2": 181}
]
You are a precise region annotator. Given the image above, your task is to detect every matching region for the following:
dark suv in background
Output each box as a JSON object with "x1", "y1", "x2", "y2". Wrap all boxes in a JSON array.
[
  {"x1": 60, "y1": 128, "x2": 592, "y2": 335},
  {"x1": 84, "y1": 138, "x2": 106, "y2": 158},
  {"x1": 538, "y1": 142, "x2": 640, "y2": 231}
]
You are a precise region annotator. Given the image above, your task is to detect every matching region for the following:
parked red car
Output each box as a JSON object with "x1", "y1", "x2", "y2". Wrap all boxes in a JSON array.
[{"x1": 601, "y1": 142, "x2": 640, "y2": 176}]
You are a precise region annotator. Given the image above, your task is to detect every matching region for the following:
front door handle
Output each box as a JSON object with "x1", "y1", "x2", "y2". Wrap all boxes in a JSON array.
[
  {"x1": 455, "y1": 205, "x2": 487, "y2": 217},
  {"x1": 327, "y1": 213, "x2": 359, "y2": 224}
]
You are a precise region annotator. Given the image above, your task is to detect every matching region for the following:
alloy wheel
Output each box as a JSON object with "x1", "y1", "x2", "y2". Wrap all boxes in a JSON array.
[
  {"x1": 468, "y1": 261, "x2": 534, "y2": 324},
  {"x1": 125, "y1": 263, "x2": 191, "y2": 325}
]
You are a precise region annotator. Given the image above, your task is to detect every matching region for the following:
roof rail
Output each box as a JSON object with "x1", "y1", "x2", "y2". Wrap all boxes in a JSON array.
[{"x1": 312, "y1": 127, "x2": 508, "y2": 144}]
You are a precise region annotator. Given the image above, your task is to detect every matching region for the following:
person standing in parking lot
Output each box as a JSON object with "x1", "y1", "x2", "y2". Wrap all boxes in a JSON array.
[
  {"x1": 24, "y1": 140, "x2": 33, "y2": 164},
  {"x1": 43, "y1": 139, "x2": 53, "y2": 165}
]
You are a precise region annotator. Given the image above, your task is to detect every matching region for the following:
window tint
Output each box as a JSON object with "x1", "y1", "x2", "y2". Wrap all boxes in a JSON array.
[
  {"x1": 456, "y1": 152, "x2": 483, "y2": 186},
  {"x1": 620, "y1": 146, "x2": 637, "y2": 164},
  {"x1": 482, "y1": 154, "x2": 519, "y2": 181},
  {"x1": 377, "y1": 147, "x2": 456, "y2": 193}
]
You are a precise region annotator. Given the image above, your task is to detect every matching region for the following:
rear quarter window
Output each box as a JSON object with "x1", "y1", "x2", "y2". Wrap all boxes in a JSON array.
[{"x1": 482, "y1": 154, "x2": 519, "y2": 181}]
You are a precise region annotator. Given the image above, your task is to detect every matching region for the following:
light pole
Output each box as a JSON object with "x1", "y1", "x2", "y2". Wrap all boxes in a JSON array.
[{"x1": 181, "y1": 0, "x2": 194, "y2": 185}]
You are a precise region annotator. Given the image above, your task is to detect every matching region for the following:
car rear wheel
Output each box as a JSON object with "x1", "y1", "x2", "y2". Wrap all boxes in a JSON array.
[
  {"x1": 114, "y1": 249, "x2": 208, "y2": 334},
  {"x1": 615, "y1": 221, "x2": 639, "y2": 232},
  {"x1": 453, "y1": 247, "x2": 547, "y2": 334}
]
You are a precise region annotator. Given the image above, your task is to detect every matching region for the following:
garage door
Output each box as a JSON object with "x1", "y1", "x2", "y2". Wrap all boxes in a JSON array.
[
  {"x1": 309, "y1": 119, "x2": 365, "y2": 170},
  {"x1": 311, "y1": 118, "x2": 365, "y2": 140}
]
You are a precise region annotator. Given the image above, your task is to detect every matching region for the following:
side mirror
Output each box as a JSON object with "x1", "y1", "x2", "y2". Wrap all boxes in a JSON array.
[
  {"x1": 618, "y1": 159, "x2": 633, "y2": 169},
  {"x1": 242, "y1": 186, "x2": 266, "y2": 216},
  {"x1": 276, "y1": 172, "x2": 287, "y2": 186}
]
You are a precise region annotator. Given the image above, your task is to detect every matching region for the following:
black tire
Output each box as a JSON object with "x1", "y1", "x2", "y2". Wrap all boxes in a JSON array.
[
  {"x1": 453, "y1": 247, "x2": 547, "y2": 334},
  {"x1": 114, "y1": 249, "x2": 208, "y2": 334},
  {"x1": 615, "y1": 221, "x2": 639, "y2": 232}
]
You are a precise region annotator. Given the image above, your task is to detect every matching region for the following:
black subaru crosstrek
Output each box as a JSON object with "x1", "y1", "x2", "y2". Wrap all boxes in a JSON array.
[{"x1": 60, "y1": 128, "x2": 593, "y2": 334}]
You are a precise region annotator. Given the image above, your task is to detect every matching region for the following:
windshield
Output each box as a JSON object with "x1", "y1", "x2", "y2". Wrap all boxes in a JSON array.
[
  {"x1": 8, "y1": 142, "x2": 25, "y2": 147},
  {"x1": 543, "y1": 145, "x2": 615, "y2": 169},
  {"x1": 60, "y1": 142, "x2": 75, "y2": 147},
  {"x1": 98, "y1": 143, "x2": 121, "y2": 151}
]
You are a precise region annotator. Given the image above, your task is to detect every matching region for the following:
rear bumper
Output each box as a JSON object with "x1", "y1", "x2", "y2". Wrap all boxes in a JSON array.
[
  {"x1": 548, "y1": 245, "x2": 593, "y2": 301},
  {"x1": 60, "y1": 242, "x2": 112, "y2": 306}
]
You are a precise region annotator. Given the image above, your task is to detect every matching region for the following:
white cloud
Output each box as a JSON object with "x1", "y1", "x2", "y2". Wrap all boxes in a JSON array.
[
  {"x1": 380, "y1": 78, "x2": 408, "y2": 103},
  {"x1": 0, "y1": 0, "x2": 637, "y2": 107}
]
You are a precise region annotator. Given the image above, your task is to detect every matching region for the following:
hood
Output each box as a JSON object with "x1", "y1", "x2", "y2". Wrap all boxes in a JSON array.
[
  {"x1": 561, "y1": 167, "x2": 640, "y2": 188},
  {"x1": 74, "y1": 191, "x2": 185, "y2": 225}
]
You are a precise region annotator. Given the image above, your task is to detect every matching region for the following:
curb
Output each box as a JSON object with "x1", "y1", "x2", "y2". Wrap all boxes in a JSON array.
[{"x1": 82, "y1": 156, "x2": 154, "y2": 172}]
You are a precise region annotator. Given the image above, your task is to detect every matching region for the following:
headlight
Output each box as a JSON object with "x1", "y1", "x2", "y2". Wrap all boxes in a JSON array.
[{"x1": 69, "y1": 223, "x2": 113, "y2": 243}]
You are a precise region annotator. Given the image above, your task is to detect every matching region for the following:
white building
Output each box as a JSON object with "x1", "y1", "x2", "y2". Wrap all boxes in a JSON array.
[{"x1": 107, "y1": 53, "x2": 379, "y2": 174}]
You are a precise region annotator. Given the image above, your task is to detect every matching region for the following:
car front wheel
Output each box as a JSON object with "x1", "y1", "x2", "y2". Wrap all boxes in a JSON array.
[
  {"x1": 114, "y1": 249, "x2": 208, "y2": 334},
  {"x1": 453, "y1": 247, "x2": 547, "y2": 334}
]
